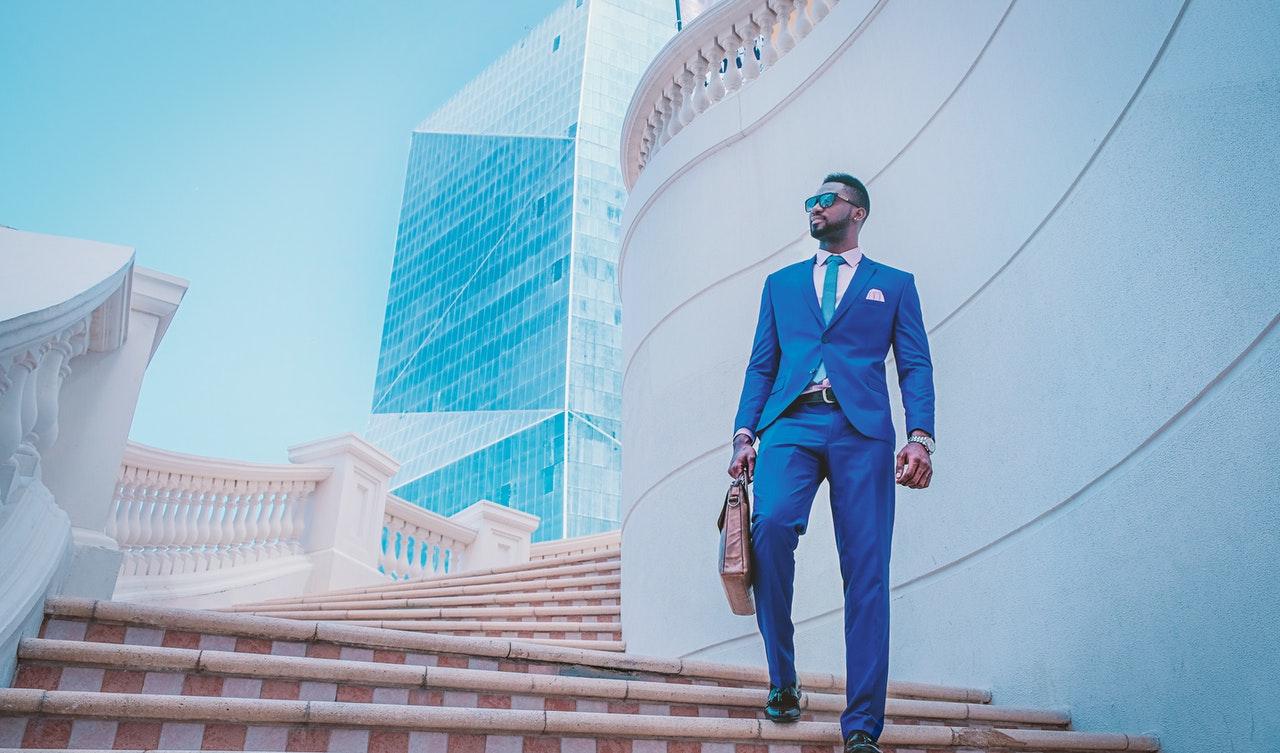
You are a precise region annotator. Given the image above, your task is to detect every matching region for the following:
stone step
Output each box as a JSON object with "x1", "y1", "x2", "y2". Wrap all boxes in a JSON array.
[
  {"x1": 222, "y1": 589, "x2": 622, "y2": 613},
  {"x1": 242, "y1": 552, "x2": 622, "y2": 607},
  {"x1": 331, "y1": 620, "x2": 622, "y2": 645},
  {"x1": 238, "y1": 604, "x2": 621, "y2": 622},
  {"x1": 0, "y1": 690, "x2": 1161, "y2": 752},
  {"x1": 43, "y1": 598, "x2": 990, "y2": 703},
  {"x1": 231, "y1": 573, "x2": 621, "y2": 608},
  {"x1": 13, "y1": 639, "x2": 1072, "y2": 731}
]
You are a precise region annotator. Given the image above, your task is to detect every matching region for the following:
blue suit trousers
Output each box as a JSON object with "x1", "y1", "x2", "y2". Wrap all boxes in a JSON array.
[{"x1": 751, "y1": 400, "x2": 895, "y2": 739}]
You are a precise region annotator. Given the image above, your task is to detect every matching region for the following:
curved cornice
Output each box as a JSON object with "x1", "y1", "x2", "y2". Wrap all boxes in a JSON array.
[{"x1": 617, "y1": 0, "x2": 886, "y2": 286}]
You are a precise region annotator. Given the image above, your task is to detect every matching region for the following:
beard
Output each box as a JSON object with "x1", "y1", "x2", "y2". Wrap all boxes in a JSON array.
[{"x1": 809, "y1": 214, "x2": 850, "y2": 241}]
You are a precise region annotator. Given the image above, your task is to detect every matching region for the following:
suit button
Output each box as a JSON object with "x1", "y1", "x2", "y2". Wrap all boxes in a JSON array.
[{"x1": 821, "y1": 335, "x2": 830, "y2": 343}]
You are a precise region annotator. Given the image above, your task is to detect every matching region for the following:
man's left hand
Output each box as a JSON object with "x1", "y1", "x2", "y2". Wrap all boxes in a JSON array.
[{"x1": 895, "y1": 441, "x2": 932, "y2": 489}]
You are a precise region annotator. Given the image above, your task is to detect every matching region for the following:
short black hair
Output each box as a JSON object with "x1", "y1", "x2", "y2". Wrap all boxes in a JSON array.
[{"x1": 823, "y1": 172, "x2": 870, "y2": 219}]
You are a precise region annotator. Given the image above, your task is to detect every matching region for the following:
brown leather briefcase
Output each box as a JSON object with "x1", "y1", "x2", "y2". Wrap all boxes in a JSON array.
[{"x1": 717, "y1": 473, "x2": 755, "y2": 615}]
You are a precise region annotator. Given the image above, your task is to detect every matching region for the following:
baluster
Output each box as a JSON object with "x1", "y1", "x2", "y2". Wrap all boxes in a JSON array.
[
  {"x1": 0, "y1": 355, "x2": 37, "y2": 504},
  {"x1": 789, "y1": 0, "x2": 813, "y2": 44},
  {"x1": 407, "y1": 528, "x2": 427, "y2": 580},
  {"x1": 703, "y1": 41, "x2": 727, "y2": 105},
  {"x1": 29, "y1": 338, "x2": 72, "y2": 451},
  {"x1": 674, "y1": 63, "x2": 697, "y2": 130},
  {"x1": 667, "y1": 75, "x2": 688, "y2": 140},
  {"x1": 810, "y1": 0, "x2": 832, "y2": 24},
  {"x1": 738, "y1": 15, "x2": 764, "y2": 84},
  {"x1": 244, "y1": 482, "x2": 269, "y2": 563},
  {"x1": 209, "y1": 477, "x2": 232, "y2": 570},
  {"x1": 716, "y1": 31, "x2": 747, "y2": 94},
  {"x1": 756, "y1": 4, "x2": 781, "y2": 68},
  {"x1": 644, "y1": 111, "x2": 661, "y2": 156},
  {"x1": 157, "y1": 483, "x2": 179, "y2": 575},
  {"x1": 131, "y1": 470, "x2": 155, "y2": 575},
  {"x1": 229, "y1": 481, "x2": 251, "y2": 566},
  {"x1": 690, "y1": 50, "x2": 712, "y2": 117},
  {"x1": 171, "y1": 476, "x2": 195, "y2": 576},
  {"x1": 376, "y1": 521, "x2": 388, "y2": 576},
  {"x1": 264, "y1": 485, "x2": 288, "y2": 558},
  {"x1": 768, "y1": 0, "x2": 796, "y2": 56},
  {"x1": 654, "y1": 91, "x2": 674, "y2": 147},
  {"x1": 388, "y1": 518, "x2": 407, "y2": 579},
  {"x1": 192, "y1": 476, "x2": 215, "y2": 572}
]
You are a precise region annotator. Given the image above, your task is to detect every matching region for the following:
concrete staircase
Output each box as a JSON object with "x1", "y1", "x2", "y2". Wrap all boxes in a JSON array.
[
  {"x1": 223, "y1": 549, "x2": 625, "y2": 652},
  {"x1": 0, "y1": 587, "x2": 1160, "y2": 752}
]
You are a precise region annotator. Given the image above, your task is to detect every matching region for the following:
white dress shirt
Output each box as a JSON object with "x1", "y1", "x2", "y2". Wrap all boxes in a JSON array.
[{"x1": 734, "y1": 247, "x2": 862, "y2": 442}]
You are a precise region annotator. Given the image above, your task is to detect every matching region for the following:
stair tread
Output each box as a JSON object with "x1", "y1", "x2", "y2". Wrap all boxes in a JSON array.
[
  {"x1": 0, "y1": 689, "x2": 1158, "y2": 751},
  {"x1": 239, "y1": 553, "x2": 622, "y2": 607},
  {"x1": 14, "y1": 639, "x2": 1070, "y2": 726},
  {"x1": 43, "y1": 598, "x2": 991, "y2": 702}
]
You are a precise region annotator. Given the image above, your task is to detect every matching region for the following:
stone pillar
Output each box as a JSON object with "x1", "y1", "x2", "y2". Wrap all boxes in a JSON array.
[
  {"x1": 288, "y1": 433, "x2": 399, "y2": 592},
  {"x1": 450, "y1": 500, "x2": 541, "y2": 572}
]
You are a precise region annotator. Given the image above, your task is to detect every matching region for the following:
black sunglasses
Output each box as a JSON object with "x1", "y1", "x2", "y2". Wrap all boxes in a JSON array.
[{"x1": 804, "y1": 192, "x2": 858, "y2": 213}]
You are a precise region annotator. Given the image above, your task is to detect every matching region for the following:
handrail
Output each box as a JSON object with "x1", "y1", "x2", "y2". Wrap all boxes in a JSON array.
[{"x1": 620, "y1": 0, "x2": 839, "y2": 189}]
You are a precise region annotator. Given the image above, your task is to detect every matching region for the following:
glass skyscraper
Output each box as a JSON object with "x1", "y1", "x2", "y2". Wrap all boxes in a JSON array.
[{"x1": 369, "y1": 0, "x2": 675, "y2": 542}]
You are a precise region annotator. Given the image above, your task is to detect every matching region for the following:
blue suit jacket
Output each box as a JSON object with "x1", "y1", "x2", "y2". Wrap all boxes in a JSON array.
[{"x1": 733, "y1": 254, "x2": 935, "y2": 442}]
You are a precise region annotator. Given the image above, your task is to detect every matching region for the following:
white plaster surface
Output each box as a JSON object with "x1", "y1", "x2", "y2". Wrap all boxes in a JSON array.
[{"x1": 619, "y1": 1, "x2": 1280, "y2": 751}]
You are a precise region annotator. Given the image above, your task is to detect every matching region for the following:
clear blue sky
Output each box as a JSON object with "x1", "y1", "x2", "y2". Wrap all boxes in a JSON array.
[{"x1": 1, "y1": 0, "x2": 567, "y2": 462}]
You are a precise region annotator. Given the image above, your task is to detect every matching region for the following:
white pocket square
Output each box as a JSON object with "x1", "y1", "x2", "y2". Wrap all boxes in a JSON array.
[{"x1": 866, "y1": 288, "x2": 885, "y2": 302}]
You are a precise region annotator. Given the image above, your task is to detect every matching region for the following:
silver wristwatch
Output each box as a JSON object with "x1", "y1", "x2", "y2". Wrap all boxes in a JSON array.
[{"x1": 908, "y1": 434, "x2": 935, "y2": 455}]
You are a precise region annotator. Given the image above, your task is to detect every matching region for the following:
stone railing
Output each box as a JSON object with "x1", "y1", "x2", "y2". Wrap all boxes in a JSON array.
[
  {"x1": 111, "y1": 434, "x2": 400, "y2": 606},
  {"x1": 0, "y1": 226, "x2": 185, "y2": 685},
  {"x1": 110, "y1": 443, "x2": 331, "y2": 578},
  {"x1": 529, "y1": 530, "x2": 621, "y2": 561},
  {"x1": 109, "y1": 435, "x2": 545, "y2": 605},
  {"x1": 620, "y1": 0, "x2": 840, "y2": 188},
  {"x1": 380, "y1": 495, "x2": 477, "y2": 580}
]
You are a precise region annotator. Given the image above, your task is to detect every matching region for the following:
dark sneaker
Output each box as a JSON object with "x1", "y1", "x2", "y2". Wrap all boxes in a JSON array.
[
  {"x1": 763, "y1": 683, "x2": 802, "y2": 723},
  {"x1": 843, "y1": 731, "x2": 882, "y2": 753}
]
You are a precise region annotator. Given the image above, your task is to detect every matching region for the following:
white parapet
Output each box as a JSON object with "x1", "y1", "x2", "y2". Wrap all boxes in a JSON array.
[{"x1": 0, "y1": 226, "x2": 186, "y2": 686}]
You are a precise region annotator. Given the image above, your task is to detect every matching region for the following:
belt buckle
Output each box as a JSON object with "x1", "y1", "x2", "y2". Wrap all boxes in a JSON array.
[{"x1": 820, "y1": 386, "x2": 836, "y2": 404}]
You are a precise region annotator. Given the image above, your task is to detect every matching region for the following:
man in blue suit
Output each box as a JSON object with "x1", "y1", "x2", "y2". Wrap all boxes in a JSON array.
[{"x1": 728, "y1": 173, "x2": 935, "y2": 753}]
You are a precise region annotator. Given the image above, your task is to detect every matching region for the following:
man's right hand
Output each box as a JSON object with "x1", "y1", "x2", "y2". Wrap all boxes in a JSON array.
[{"x1": 728, "y1": 435, "x2": 757, "y2": 481}]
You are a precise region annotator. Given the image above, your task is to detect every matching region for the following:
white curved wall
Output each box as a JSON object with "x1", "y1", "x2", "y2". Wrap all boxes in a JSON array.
[{"x1": 619, "y1": 1, "x2": 1280, "y2": 751}]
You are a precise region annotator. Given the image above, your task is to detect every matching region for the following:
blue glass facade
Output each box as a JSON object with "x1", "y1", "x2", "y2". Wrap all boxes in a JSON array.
[{"x1": 370, "y1": 0, "x2": 675, "y2": 542}]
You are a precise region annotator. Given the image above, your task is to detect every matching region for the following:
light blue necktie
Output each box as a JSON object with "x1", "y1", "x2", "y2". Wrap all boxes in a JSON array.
[{"x1": 813, "y1": 255, "x2": 845, "y2": 384}]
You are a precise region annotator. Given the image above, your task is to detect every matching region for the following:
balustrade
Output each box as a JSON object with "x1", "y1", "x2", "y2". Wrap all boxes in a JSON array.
[
  {"x1": 110, "y1": 444, "x2": 328, "y2": 578},
  {"x1": 379, "y1": 495, "x2": 476, "y2": 580},
  {"x1": 621, "y1": 0, "x2": 840, "y2": 187}
]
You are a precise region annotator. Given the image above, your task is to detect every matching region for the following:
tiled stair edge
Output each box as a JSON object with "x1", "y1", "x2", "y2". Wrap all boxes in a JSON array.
[
  {"x1": 241, "y1": 606, "x2": 619, "y2": 621},
  {"x1": 43, "y1": 598, "x2": 989, "y2": 703},
  {"x1": 15, "y1": 638, "x2": 1069, "y2": 727},
  {"x1": 225, "y1": 588, "x2": 622, "y2": 613},
  {"x1": 0, "y1": 690, "x2": 1160, "y2": 750},
  {"x1": 229, "y1": 574, "x2": 621, "y2": 609},
  {"x1": 240, "y1": 551, "x2": 622, "y2": 606}
]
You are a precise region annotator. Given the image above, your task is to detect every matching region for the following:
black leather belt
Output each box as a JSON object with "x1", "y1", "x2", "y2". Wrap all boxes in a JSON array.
[{"x1": 791, "y1": 386, "x2": 839, "y2": 407}]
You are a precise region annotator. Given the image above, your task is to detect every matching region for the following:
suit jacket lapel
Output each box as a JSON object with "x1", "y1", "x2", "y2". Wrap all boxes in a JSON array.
[
  {"x1": 796, "y1": 257, "x2": 824, "y2": 326},
  {"x1": 826, "y1": 256, "x2": 880, "y2": 331}
]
